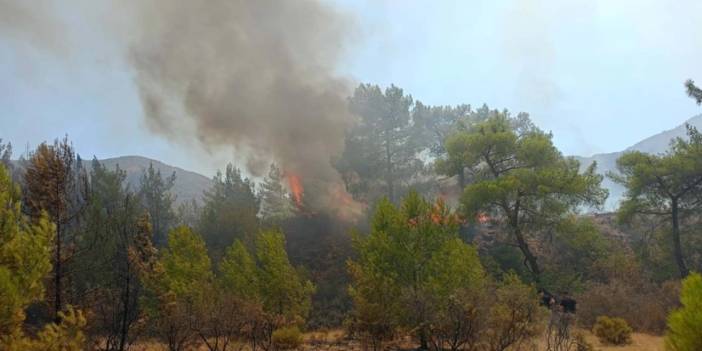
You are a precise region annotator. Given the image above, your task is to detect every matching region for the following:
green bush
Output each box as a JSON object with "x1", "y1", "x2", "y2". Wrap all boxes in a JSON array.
[
  {"x1": 271, "y1": 326, "x2": 303, "y2": 350},
  {"x1": 665, "y1": 272, "x2": 702, "y2": 351},
  {"x1": 592, "y1": 316, "x2": 632, "y2": 345}
]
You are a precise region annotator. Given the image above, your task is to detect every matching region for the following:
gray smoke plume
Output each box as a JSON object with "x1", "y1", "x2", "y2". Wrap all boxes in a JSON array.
[
  {"x1": 0, "y1": 0, "x2": 68, "y2": 55},
  {"x1": 0, "y1": 0, "x2": 361, "y2": 217},
  {"x1": 125, "y1": 0, "x2": 360, "y2": 216}
]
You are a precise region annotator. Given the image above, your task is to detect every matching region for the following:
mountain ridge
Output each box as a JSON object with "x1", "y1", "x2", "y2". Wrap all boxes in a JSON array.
[
  {"x1": 575, "y1": 114, "x2": 702, "y2": 209},
  {"x1": 98, "y1": 155, "x2": 213, "y2": 205}
]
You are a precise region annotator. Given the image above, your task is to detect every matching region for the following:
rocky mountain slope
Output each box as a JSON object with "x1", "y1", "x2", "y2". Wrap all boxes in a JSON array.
[
  {"x1": 575, "y1": 114, "x2": 702, "y2": 210},
  {"x1": 99, "y1": 156, "x2": 212, "y2": 205}
]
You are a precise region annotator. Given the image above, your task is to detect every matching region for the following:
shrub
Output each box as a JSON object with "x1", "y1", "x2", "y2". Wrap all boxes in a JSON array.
[
  {"x1": 485, "y1": 273, "x2": 546, "y2": 351},
  {"x1": 592, "y1": 316, "x2": 632, "y2": 345},
  {"x1": 577, "y1": 279, "x2": 679, "y2": 333},
  {"x1": 574, "y1": 332, "x2": 594, "y2": 351},
  {"x1": 271, "y1": 326, "x2": 303, "y2": 350},
  {"x1": 665, "y1": 272, "x2": 702, "y2": 351}
]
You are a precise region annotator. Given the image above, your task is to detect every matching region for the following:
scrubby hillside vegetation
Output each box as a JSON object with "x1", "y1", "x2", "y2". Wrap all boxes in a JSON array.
[{"x1": 2, "y1": 82, "x2": 702, "y2": 351}]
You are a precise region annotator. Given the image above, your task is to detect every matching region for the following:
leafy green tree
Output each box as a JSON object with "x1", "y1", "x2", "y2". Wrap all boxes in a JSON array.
[
  {"x1": 443, "y1": 113, "x2": 606, "y2": 282},
  {"x1": 138, "y1": 162, "x2": 176, "y2": 247},
  {"x1": 338, "y1": 84, "x2": 422, "y2": 203},
  {"x1": 665, "y1": 272, "x2": 702, "y2": 351},
  {"x1": 258, "y1": 164, "x2": 294, "y2": 223},
  {"x1": 198, "y1": 164, "x2": 259, "y2": 258},
  {"x1": 611, "y1": 126, "x2": 702, "y2": 278},
  {"x1": 685, "y1": 79, "x2": 702, "y2": 105},
  {"x1": 348, "y1": 191, "x2": 486, "y2": 350}
]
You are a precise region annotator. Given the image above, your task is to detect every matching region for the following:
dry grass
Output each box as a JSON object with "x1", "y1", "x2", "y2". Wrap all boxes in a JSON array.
[
  {"x1": 583, "y1": 330, "x2": 663, "y2": 351},
  {"x1": 129, "y1": 329, "x2": 664, "y2": 350},
  {"x1": 534, "y1": 330, "x2": 664, "y2": 351}
]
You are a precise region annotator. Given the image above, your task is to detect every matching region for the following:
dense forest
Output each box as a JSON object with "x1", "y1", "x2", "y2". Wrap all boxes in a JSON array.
[{"x1": 2, "y1": 81, "x2": 702, "y2": 351}]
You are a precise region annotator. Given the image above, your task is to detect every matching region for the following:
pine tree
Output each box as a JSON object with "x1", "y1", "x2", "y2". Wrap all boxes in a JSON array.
[
  {"x1": 198, "y1": 164, "x2": 259, "y2": 258},
  {"x1": 339, "y1": 84, "x2": 422, "y2": 203},
  {"x1": 348, "y1": 191, "x2": 487, "y2": 350},
  {"x1": 138, "y1": 163, "x2": 176, "y2": 247},
  {"x1": 77, "y1": 159, "x2": 144, "y2": 351},
  {"x1": 685, "y1": 79, "x2": 702, "y2": 105},
  {"x1": 256, "y1": 229, "x2": 315, "y2": 321},
  {"x1": 219, "y1": 240, "x2": 259, "y2": 301},
  {"x1": 258, "y1": 164, "x2": 294, "y2": 223},
  {"x1": 0, "y1": 164, "x2": 54, "y2": 341},
  {"x1": 665, "y1": 272, "x2": 702, "y2": 351},
  {"x1": 440, "y1": 113, "x2": 606, "y2": 283},
  {"x1": 0, "y1": 164, "x2": 86, "y2": 350},
  {"x1": 612, "y1": 126, "x2": 702, "y2": 278},
  {"x1": 0, "y1": 139, "x2": 12, "y2": 172},
  {"x1": 137, "y1": 225, "x2": 213, "y2": 351},
  {"x1": 23, "y1": 137, "x2": 89, "y2": 321}
]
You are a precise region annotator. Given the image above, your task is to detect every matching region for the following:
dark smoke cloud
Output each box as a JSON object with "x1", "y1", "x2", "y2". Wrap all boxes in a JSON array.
[{"x1": 125, "y1": 0, "x2": 358, "y2": 214}]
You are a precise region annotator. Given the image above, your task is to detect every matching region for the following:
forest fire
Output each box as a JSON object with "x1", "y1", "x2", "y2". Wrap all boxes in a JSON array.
[{"x1": 286, "y1": 173, "x2": 304, "y2": 207}]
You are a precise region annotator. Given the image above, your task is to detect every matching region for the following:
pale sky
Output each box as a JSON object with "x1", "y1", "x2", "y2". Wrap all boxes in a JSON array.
[{"x1": 1, "y1": 0, "x2": 701, "y2": 177}]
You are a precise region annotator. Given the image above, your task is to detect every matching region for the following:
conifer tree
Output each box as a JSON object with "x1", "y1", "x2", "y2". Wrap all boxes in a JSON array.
[
  {"x1": 258, "y1": 164, "x2": 294, "y2": 223},
  {"x1": 23, "y1": 137, "x2": 89, "y2": 321},
  {"x1": 440, "y1": 113, "x2": 606, "y2": 283},
  {"x1": 256, "y1": 229, "x2": 315, "y2": 321},
  {"x1": 612, "y1": 126, "x2": 702, "y2": 278},
  {"x1": 138, "y1": 163, "x2": 176, "y2": 247},
  {"x1": 665, "y1": 272, "x2": 702, "y2": 351},
  {"x1": 199, "y1": 164, "x2": 259, "y2": 258},
  {"x1": 348, "y1": 191, "x2": 487, "y2": 350},
  {"x1": 0, "y1": 164, "x2": 86, "y2": 350}
]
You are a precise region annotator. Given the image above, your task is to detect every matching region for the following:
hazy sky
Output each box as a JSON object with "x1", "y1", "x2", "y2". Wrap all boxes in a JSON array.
[{"x1": 1, "y1": 0, "x2": 701, "y2": 177}]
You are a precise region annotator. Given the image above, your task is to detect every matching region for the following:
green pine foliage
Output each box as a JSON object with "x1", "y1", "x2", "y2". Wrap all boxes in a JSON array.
[
  {"x1": 0, "y1": 164, "x2": 87, "y2": 350},
  {"x1": 348, "y1": 191, "x2": 487, "y2": 349},
  {"x1": 665, "y1": 272, "x2": 702, "y2": 351},
  {"x1": 255, "y1": 229, "x2": 315, "y2": 322},
  {"x1": 612, "y1": 126, "x2": 702, "y2": 278},
  {"x1": 440, "y1": 112, "x2": 606, "y2": 282}
]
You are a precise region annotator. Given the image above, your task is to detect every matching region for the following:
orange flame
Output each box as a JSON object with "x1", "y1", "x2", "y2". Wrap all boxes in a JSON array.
[
  {"x1": 286, "y1": 173, "x2": 304, "y2": 207},
  {"x1": 477, "y1": 212, "x2": 490, "y2": 224}
]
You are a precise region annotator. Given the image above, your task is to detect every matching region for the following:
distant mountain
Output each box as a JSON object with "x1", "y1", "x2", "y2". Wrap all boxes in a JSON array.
[
  {"x1": 576, "y1": 114, "x2": 702, "y2": 210},
  {"x1": 99, "y1": 156, "x2": 212, "y2": 205}
]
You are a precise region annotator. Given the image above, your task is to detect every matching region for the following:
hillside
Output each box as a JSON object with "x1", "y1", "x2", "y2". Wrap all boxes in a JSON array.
[
  {"x1": 99, "y1": 156, "x2": 212, "y2": 205},
  {"x1": 575, "y1": 114, "x2": 702, "y2": 210}
]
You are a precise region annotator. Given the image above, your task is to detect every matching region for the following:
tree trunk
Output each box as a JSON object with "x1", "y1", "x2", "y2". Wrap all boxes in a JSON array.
[
  {"x1": 118, "y1": 266, "x2": 131, "y2": 351},
  {"x1": 458, "y1": 168, "x2": 466, "y2": 189},
  {"x1": 419, "y1": 328, "x2": 429, "y2": 350},
  {"x1": 385, "y1": 133, "x2": 394, "y2": 203},
  {"x1": 514, "y1": 226, "x2": 541, "y2": 281},
  {"x1": 54, "y1": 221, "x2": 63, "y2": 323},
  {"x1": 671, "y1": 199, "x2": 689, "y2": 278},
  {"x1": 509, "y1": 200, "x2": 541, "y2": 282}
]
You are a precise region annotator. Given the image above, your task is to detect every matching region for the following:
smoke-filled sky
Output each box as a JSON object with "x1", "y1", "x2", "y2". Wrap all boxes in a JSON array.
[{"x1": 1, "y1": 0, "x2": 701, "y2": 178}]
